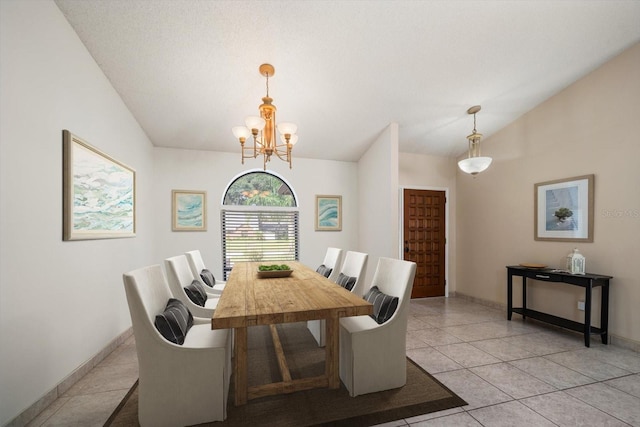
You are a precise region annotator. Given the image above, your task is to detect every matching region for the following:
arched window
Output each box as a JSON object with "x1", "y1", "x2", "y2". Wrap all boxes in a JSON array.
[
  {"x1": 223, "y1": 171, "x2": 297, "y2": 207},
  {"x1": 221, "y1": 171, "x2": 299, "y2": 279}
]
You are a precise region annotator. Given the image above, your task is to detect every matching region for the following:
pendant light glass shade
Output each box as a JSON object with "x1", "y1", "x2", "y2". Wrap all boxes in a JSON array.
[
  {"x1": 458, "y1": 157, "x2": 493, "y2": 175},
  {"x1": 245, "y1": 116, "x2": 266, "y2": 131},
  {"x1": 277, "y1": 122, "x2": 298, "y2": 135},
  {"x1": 280, "y1": 133, "x2": 299, "y2": 145},
  {"x1": 232, "y1": 126, "x2": 251, "y2": 140}
]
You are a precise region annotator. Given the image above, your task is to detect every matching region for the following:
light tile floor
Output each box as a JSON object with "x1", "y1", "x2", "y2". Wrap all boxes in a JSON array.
[
  {"x1": 24, "y1": 297, "x2": 640, "y2": 426},
  {"x1": 25, "y1": 334, "x2": 138, "y2": 427}
]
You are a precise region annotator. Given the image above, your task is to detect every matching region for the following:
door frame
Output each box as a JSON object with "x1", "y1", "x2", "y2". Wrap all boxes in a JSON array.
[{"x1": 398, "y1": 186, "x2": 450, "y2": 297}]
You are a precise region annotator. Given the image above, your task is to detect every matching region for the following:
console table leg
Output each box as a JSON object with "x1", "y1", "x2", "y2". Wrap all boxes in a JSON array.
[
  {"x1": 507, "y1": 273, "x2": 513, "y2": 320},
  {"x1": 601, "y1": 284, "x2": 610, "y2": 344},
  {"x1": 522, "y1": 277, "x2": 527, "y2": 320},
  {"x1": 584, "y1": 285, "x2": 592, "y2": 347}
]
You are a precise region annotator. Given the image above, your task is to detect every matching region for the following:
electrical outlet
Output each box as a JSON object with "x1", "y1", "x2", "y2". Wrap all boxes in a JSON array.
[{"x1": 577, "y1": 300, "x2": 585, "y2": 311}]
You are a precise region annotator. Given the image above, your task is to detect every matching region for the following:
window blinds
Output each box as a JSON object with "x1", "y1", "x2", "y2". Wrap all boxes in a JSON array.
[{"x1": 221, "y1": 209, "x2": 299, "y2": 280}]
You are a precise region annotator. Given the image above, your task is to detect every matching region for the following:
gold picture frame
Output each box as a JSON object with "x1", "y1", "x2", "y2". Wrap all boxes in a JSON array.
[
  {"x1": 315, "y1": 195, "x2": 342, "y2": 231},
  {"x1": 172, "y1": 190, "x2": 207, "y2": 231},
  {"x1": 534, "y1": 174, "x2": 594, "y2": 242},
  {"x1": 63, "y1": 130, "x2": 136, "y2": 241}
]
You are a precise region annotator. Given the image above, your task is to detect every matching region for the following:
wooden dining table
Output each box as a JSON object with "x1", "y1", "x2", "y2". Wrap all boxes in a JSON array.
[{"x1": 211, "y1": 261, "x2": 373, "y2": 405}]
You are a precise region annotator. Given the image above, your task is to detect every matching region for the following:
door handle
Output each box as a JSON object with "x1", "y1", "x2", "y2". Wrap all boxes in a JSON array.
[{"x1": 405, "y1": 246, "x2": 409, "y2": 253}]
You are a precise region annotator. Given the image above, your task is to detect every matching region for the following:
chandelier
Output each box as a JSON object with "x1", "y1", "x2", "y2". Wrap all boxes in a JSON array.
[
  {"x1": 458, "y1": 105, "x2": 492, "y2": 176},
  {"x1": 232, "y1": 64, "x2": 298, "y2": 170}
]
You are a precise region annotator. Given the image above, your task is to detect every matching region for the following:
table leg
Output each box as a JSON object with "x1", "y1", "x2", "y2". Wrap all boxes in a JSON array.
[
  {"x1": 234, "y1": 326, "x2": 248, "y2": 405},
  {"x1": 584, "y1": 284, "x2": 592, "y2": 347},
  {"x1": 325, "y1": 314, "x2": 340, "y2": 389},
  {"x1": 601, "y1": 283, "x2": 609, "y2": 344},
  {"x1": 507, "y1": 272, "x2": 513, "y2": 320},
  {"x1": 522, "y1": 276, "x2": 527, "y2": 320}
]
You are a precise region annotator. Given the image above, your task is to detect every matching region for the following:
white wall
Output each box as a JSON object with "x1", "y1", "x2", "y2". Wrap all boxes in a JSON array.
[
  {"x1": 456, "y1": 43, "x2": 640, "y2": 345},
  {"x1": 399, "y1": 152, "x2": 457, "y2": 293},
  {"x1": 357, "y1": 123, "x2": 400, "y2": 283},
  {"x1": 0, "y1": 2, "x2": 155, "y2": 424},
  {"x1": 152, "y1": 148, "x2": 359, "y2": 276}
]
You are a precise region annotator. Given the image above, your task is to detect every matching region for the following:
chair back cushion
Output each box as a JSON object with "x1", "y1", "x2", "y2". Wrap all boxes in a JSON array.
[
  {"x1": 184, "y1": 280, "x2": 208, "y2": 306},
  {"x1": 154, "y1": 298, "x2": 194, "y2": 345},
  {"x1": 200, "y1": 269, "x2": 216, "y2": 287},
  {"x1": 366, "y1": 258, "x2": 417, "y2": 324},
  {"x1": 316, "y1": 264, "x2": 332, "y2": 278},
  {"x1": 363, "y1": 285, "x2": 399, "y2": 324},
  {"x1": 335, "y1": 273, "x2": 357, "y2": 291},
  {"x1": 338, "y1": 251, "x2": 368, "y2": 295}
]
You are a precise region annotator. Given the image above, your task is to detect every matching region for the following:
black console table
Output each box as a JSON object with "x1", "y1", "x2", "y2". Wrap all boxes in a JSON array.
[{"x1": 506, "y1": 266, "x2": 612, "y2": 347}]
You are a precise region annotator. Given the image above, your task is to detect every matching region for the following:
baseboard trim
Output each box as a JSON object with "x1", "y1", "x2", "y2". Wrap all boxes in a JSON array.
[
  {"x1": 453, "y1": 291, "x2": 639, "y2": 353},
  {"x1": 451, "y1": 291, "x2": 507, "y2": 311},
  {"x1": 609, "y1": 334, "x2": 640, "y2": 352},
  {"x1": 5, "y1": 327, "x2": 133, "y2": 427}
]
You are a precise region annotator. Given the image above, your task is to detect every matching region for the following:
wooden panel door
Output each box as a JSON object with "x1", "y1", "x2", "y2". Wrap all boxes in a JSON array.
[{"x1": 403, "y1": 189, "x2": 446, "y2": 298}]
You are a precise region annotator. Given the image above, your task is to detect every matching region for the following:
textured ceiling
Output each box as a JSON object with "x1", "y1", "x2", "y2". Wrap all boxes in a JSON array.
[{"x1": 54, "y1": 0, "x2": 640, "y2": 162}]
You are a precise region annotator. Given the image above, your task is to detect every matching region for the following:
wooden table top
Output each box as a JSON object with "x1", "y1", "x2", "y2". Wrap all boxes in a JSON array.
[{"x1": 212, "y1": 261, "x2": 373, "y2": 329}]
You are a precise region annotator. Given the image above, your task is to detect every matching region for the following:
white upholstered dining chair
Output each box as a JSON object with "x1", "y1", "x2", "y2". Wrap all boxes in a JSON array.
[
  {"x1": 316, "y1": 247, "x2": 343, "y2": 282},
  {"x1": 339, "y1": 257, "x2": 416, "y2": 397},
  {"x1": 185, "y1": 249, "x2": 226, "y2": 295},
  {"x1": 164, "y1": 255, "x2": 219, "y2": 318},
  {"x1": 122, "y1": 264, "x2": 231, "y2": 426},
  {"x1": 308, "y1": 250, "x2": 368, "y2": 347}
]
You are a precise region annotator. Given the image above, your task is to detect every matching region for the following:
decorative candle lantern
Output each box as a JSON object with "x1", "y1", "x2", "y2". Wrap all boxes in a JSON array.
[{"x1": 566, "y1": 248, "x2": 586, "y2": 275}]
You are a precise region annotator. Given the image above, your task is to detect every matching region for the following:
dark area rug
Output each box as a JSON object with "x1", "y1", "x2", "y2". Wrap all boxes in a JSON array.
[{"x1": 105, "y1": 322, "x2": 466, "y2": 426}]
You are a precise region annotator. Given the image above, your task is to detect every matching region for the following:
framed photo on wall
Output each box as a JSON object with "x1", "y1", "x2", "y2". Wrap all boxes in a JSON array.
[
  {"x1": 63, "y1": 130, "x2": 136, "y2": 241},
  {"x1": 534, "y1": 174, "x2": 594, "y2": 242},
  {"x1": 315, "y1": 195, "x2": 342, "y2": 231},
  {"x1": 172, "y1": 190, "x2": 207, "y2": 231}
]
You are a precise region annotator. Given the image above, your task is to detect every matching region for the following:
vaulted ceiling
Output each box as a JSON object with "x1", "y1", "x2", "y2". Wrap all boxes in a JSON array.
[{"x1": 55, "y1": 0, "x2": 640, "y2": 162}]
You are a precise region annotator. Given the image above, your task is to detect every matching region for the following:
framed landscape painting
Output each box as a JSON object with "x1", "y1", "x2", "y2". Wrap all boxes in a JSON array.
[
  {"x1": 63, "y1": 130, "x2": 136, "y2": 241},
  {"x1": 172, "y1": 190, "x2": 207, "y2": 231},
  {"x1": 534, "y1": 174, "x2": 594, "y2": 242},
  {"x1": 315, "y1": 195, "x2": 342, "y2": 231}
]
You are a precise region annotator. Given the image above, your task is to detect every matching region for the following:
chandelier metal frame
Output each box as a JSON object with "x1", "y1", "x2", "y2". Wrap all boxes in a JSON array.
[{"x1": 232, "y1": 64, "x2": 298, "y2": 170}]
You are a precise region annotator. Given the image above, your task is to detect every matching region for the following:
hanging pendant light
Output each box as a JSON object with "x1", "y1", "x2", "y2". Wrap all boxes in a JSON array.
[
  {"x1": 458, "y1": 105, "x2": 492, "y2": 176},
  {"x1": 232, "y1": 64, "x2": 298, "y2": 170}
]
